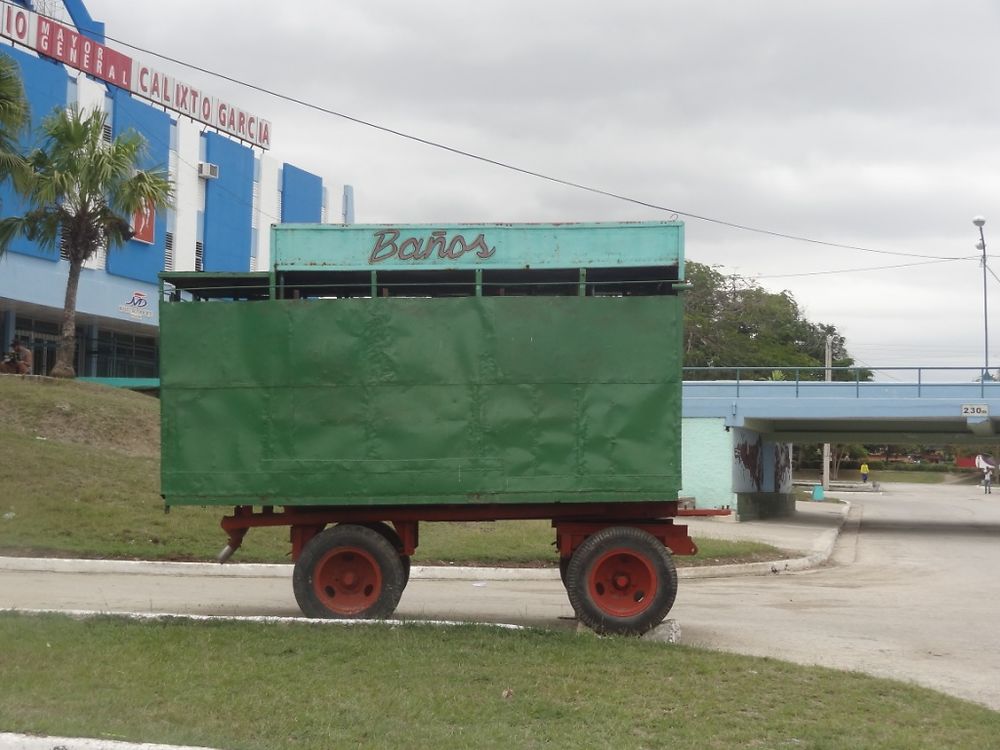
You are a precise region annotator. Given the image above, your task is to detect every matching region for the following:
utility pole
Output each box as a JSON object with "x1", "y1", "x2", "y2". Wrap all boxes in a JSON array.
[
  {"x1": 974, "y1": 216, "x2": 988, "y2": 380},
  {"x1": 822, "y1": 334, "x2": 832, "y2": 490}
]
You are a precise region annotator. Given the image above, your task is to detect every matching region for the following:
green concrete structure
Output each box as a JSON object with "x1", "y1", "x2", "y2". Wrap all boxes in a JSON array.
[{"x1": 680, "y1": 417, "x2": 733, "y2": 507}]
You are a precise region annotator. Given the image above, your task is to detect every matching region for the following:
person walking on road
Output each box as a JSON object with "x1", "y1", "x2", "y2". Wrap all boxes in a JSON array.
[
  {"x1": 984, "y1": 466, "x2": 993, "y2": 494},
  {"x1": 860, "y1": 462, "x2": 870, "y2": 483}
]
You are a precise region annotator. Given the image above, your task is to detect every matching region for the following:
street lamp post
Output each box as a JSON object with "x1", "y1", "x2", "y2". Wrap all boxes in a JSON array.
[
  {"x1": 822, "y1": 334, "x2": 832, "y2": 490},
  {"x1": 974, "y1": 216, "x2": 988, "y2": 380}
]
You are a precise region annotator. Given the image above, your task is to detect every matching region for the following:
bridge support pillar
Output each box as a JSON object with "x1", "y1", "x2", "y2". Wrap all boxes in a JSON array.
[
  {"x1": 681, "y1": 419, "x2": 795, "y2": 520},
  {"x1": 735, "y1": 491, "x2": 795, "y2": 520},
  {"x1": 732, "y1": 427, "x2": 794, "y2": 521}
]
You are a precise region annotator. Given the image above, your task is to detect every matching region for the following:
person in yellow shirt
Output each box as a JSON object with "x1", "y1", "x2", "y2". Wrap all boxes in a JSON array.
[{"x1": 860, "y1": 462, "x2": 870, "y2": 483}]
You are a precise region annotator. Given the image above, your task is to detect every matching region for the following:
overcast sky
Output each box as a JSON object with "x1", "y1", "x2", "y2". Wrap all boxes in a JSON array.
[{"x1": 83, "y1": 0, "x2": 1000, "y2": 377}]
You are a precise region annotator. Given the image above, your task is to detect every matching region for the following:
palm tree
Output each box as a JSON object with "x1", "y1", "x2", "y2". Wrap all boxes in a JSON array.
[
  {"x1": 0, "y1": 105, "x2": 171, "y2": 377},
  {"x1": 0, "y1": 52, "x2": 29, "y2": 193}
]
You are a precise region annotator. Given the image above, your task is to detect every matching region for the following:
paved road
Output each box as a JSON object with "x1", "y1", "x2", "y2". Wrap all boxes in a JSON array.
[
  {"x1": 3, "y1": 483, "x2": 999, "y2": 709},
  {"x1": 678, "y1": 483, "x2": 1000, "y2": 709}
]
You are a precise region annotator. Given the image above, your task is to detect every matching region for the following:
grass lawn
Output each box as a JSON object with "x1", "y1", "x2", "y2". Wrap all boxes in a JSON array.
[
  {"x1": 2, "y1": 612, "x2": 998, "y2": 750},
  {"x1": 796, "y1": 468, "x2": 978, "y2": 485},
  {"x1": 869, "y1": 469, "x2": 977, "y2": 485}
]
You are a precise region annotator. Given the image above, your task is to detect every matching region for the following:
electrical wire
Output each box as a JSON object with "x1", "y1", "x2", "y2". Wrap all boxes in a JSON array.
[
  {"x1": 853, "y1": 357, "x2": 905, "y2": 382},
  {"x1": 63, "y1": 21, "x2": 967, "y2": 263},
  {"x1": 754, "y1": 255, "x2": 978, "y2": 279},
  {"x1": 985, "y1": 262, "x2": 1000, "y2": 287}
]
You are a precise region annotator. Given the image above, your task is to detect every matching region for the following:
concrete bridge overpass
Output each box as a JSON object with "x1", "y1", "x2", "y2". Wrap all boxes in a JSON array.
[
  {"x1": 681, "y1": 367, "x2": 1000, "y2": 518},
  {"x1": 683, "y1": 367, "x2": 1000, "y2": 443}
]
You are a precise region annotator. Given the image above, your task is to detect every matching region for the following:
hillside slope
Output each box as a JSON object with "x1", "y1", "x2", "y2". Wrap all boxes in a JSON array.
[
  {"x1": 0, "y1": 376, "x2": 288, "y2": 560},
  {"x1": 0, "y1": 376, "x2": 159, "y2": 458}
]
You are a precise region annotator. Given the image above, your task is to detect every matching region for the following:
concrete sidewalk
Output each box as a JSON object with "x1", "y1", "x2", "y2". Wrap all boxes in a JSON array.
[
  {"x1": 0, "y1": 734, "x2": 218, "y2": 750},
  {"x1": 680, "y1": 499, "x2": 848, "y2": 576}
]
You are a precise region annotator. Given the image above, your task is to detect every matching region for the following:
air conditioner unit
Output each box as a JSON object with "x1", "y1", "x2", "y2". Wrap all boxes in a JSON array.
[{"x1": 198, "y1": 162, "x2": 220, "y2": 180}]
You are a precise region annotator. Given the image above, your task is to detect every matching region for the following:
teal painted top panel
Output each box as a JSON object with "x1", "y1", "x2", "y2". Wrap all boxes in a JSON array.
[{"x1": 271, "y1": 221, "x2": 684, "y2": 272}]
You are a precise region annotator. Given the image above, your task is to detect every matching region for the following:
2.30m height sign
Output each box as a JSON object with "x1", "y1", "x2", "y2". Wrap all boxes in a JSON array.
[{"x1": 961, "y1": 404, "x2": 990, "y2": 417}]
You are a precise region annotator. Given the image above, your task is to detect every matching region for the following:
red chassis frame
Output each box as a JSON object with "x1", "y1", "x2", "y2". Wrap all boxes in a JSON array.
[{"x1": 217, "y1": 501, "x2": 730, "y2": 562}]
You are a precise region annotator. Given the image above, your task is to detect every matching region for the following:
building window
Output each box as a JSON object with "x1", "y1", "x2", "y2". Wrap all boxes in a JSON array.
[
  {"x1": 94, "y1": 330, "x2": 159, "y2": 378},
  {"x1": 252, "y1": 179, "x2": 260, "y2": 230},
  {"x1": 195, "y1": 241, "x2": 204, "y2": 272},
  {"x1": 91, "y1": 244, "x2": 106, "y2": 270},
  {"x1": 14, "y1": 316, "x2": 62, "y2": 377},
  {"x1": 168, "y1": 147, "x2": 178, "y2": 186},
  {"x1": 164, "y1": 231, "x2": 174, "y2": 271}
]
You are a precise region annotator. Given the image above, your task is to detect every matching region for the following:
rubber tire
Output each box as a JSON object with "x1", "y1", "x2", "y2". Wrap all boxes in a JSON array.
[
  {"x1": 361, "y1": 521, "x2": 411, "y2": 586},
  {"x1": 559, "y1": 556, "x2": 572, "y2": 586},
  {"x1": 565, "y1": 526, "x2": 678, "y2": 636},
  {"x1": 293, "y1": 524, "x2": 405, "y2": 619}
]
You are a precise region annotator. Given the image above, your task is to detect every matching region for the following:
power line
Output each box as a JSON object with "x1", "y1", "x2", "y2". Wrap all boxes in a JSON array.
[
  {"x1": 74, "y1": 22, "x2": 967, "y2": 263},
  {"x1": 754, "y1": 255, "x2": 977, "y2": 279},
  {"x1": 853, "y1": 357, "x2": 906, "y2": 382},
  {"x1": 985, "y1": 263, "x2": 1000, "y2": 287}
]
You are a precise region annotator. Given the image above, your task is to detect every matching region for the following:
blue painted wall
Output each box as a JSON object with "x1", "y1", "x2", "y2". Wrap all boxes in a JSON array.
[
  {"x1": 203, "y1": 132, "x2": 254, "y2": 272},
  {"x1": 281, "y1": 164, "x2": 323, "y2": 223},
  {"x1": 105, "y1": 90, "x2": 171, "y2": 284},
  {"x1": 0, "y1": 251, "x2": 159, "y2": 327},
  {"x1": 0, "y1": 47, "x2": 68, "y2": 262}
]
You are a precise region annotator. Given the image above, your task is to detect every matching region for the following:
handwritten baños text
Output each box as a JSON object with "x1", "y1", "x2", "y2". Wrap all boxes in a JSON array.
[{"x1": 369, "y1": 229, "x2": 497, "y2": 264}]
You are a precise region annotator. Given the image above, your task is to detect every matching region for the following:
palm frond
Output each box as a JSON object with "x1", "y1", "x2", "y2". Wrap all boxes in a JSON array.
[{"x1": 0, "y1": 54, "x2": 28, "y2": 135}]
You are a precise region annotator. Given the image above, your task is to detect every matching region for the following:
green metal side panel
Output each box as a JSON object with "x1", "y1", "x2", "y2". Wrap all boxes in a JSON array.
[{"x1": 160, "y1": 296, "x2": 682, "y2": 506}]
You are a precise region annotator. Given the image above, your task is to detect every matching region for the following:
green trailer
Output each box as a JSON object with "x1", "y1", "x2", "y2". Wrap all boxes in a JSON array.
[{"x1": 160, "y1": 221, "x2": 699, "y2": 634}]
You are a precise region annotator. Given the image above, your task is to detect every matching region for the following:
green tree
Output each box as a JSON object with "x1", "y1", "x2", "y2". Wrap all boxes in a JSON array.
[
  {"x1": 0, "y1": 53, "x2": 29, "y2": 195},
  {"x1": 831, "y1": 443, "x2": 867, "y2": 479},
  {"x1": 0, "y1": 106, "x2": 171, "y2": 377},
  {"x1": 683, "y1": 261, "x2": 865, "y2": 380}
]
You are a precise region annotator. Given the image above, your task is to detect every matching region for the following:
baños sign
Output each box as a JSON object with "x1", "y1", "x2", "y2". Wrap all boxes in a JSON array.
[
  {"x1": 271, "y1": 222, "x2": 685, "y2": 272},
  {"x1": 368, "y1": 229, "x2": 496, "y2": 264}
]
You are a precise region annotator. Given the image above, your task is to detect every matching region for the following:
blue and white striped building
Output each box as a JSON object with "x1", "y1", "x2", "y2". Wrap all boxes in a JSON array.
[{"x1": 0, "y1": 0, "x2": 339, "y2": 376}]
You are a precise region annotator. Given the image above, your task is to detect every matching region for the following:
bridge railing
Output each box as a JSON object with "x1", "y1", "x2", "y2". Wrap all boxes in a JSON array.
[{"x1": 682, "y1": 367, "x2": 1000, "y2": 399}]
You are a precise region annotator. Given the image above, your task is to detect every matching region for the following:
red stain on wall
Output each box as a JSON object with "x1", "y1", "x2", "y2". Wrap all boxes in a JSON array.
[
  {"x1": 735, "y1": 434, "x2": 764, "y2": 491},
  {"x1": 774, "y1": 444, "x2": 791, "y2": 493}
]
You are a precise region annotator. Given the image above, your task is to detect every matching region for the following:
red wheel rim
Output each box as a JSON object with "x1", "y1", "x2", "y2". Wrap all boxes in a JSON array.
[
  {"x1": 587, "y1": 547, "x2": 658, "y2": 618},
  {"x1": 312, "y1": 546, "x2": 383, "y2": 616}
]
